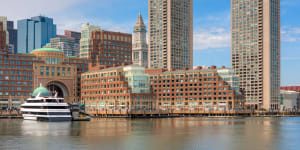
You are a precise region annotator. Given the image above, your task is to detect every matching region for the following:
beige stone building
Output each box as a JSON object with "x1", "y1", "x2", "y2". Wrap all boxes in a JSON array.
[
  {"x1": 231, "y1": 0, "x2": 280, "y2": 110},
  {"x1": 148, "y1": 0, "x2": 193, "y2": 70}
]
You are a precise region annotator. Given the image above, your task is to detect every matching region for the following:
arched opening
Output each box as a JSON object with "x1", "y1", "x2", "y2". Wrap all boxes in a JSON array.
[{"x1": 46, "y1": 81, "x2": 69, "y2": 98}]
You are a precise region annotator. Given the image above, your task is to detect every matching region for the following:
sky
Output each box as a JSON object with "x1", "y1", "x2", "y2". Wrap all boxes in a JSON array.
[{"x1": 0, "y1": 0, "x2": 299, "y2": 86}]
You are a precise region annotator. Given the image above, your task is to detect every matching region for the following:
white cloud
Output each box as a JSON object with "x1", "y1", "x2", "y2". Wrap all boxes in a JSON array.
[
  {"x1": 282, "y1": 57, "x2": 300, "y2": 60},
  {"x1": 281, "y1": 26, "x2": 300, "y2": 42},
  {"x1": 0, "y1": 0, "x2": 85, "y2": 20},
  {"x1": 0, "y1": 0, "x2": 135, "y2": 35},
  {"x1": 194, "y1": 27, "x2": 231, "y2": 50}
]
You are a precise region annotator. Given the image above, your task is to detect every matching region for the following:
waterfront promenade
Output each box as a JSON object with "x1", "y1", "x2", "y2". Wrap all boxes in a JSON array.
[{"x1": 2, "y1": 110, "x2": 299, "y2": 118}]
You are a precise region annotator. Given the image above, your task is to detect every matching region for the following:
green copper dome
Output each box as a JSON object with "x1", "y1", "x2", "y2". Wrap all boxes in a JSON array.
[
  {"x1": 31, "y1": 48, "x2": 63, "y2": 53},
  {"x1": 32, "y1": 85, "x2": 50, "y2": 97}
]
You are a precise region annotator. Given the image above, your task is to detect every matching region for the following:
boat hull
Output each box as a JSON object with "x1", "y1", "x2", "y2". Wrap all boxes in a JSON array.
[{"x1": 23, "y1": 115, "x2": 71, "y2": 122}]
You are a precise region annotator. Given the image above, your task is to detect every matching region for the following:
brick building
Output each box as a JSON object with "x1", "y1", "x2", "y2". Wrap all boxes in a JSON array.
[
  {"x1": 0, "y1": 47, "x2": 89, "y2": 109},
  {"x1": 81, "y1": 64, "x2": 156, "y2": 114},
  {"x1": 90, "y1": 30, "x2": 132, "y2": 67},
  {"x1": 146, "y1": 66, "x2": 245, "y2": 111}
]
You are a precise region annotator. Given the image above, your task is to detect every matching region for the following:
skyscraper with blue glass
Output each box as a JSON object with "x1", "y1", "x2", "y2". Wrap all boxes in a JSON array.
[{"x1": 17, "y1": 16, "x2": 56, "y2": 53}]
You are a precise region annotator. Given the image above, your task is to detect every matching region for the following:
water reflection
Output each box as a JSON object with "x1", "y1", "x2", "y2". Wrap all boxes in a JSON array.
[{"x1": 0, "y1": 117, "x2": 299, "y2": 150}]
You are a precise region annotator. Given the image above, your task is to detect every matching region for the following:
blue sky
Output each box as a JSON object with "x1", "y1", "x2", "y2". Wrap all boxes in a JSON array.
[{"x1": 1, "y1": 0, "x2": 299, "y2": 86}]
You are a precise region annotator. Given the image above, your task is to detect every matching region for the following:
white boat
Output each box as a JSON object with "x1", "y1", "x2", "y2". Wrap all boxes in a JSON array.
[{"x1": 20, "y1": 84, "x2": 71, "y2": 121}]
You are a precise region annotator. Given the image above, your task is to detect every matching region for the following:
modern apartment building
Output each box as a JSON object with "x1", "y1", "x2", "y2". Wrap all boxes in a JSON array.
[
  {"x1": 231, "y1": 0, "x2": 280, "y2": 110},
  {"x1": 79, "y1": 24, "x2": 101, "y2": 59},
  {"x1": 148, "y1": 0, "x2": 193, "y2": 70},
  {"x1": 81, "y1": 64, "x2": 156, "y2": 114},
  {"x1": 146, "y1": 66, "x2": 245, "y2": 111},
  {"x1": 132, "y1": 13, "x2": 148, "y2": 67},
  {"x1": 17, "y1": 16, "x2": 56, "y2": 53},
  {"x1": 45, "y1": 35, "x2": 79, "y2": 56}
]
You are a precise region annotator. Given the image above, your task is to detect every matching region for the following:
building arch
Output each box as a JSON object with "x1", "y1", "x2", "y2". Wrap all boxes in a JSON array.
[{"x1": 46, "y1": 80, "x2": 70, "y2": 98}]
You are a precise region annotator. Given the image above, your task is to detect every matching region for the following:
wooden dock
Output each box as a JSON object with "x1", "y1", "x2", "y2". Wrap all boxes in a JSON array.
[{"x1": 85, "y1": 110, "x2": 300, "y2": 118}]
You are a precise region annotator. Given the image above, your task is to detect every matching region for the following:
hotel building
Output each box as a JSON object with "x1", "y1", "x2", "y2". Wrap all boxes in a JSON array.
[
  {"x1": 231, "y1": 0, "x2": 280, "y2": 110},
  {"x1": 146, "y1": 66, "x2": 245, "y2": 111},
  {"x1": 148, "y1": 0, "x2": 193, "y2": 70},
  {"x1": 81, "y1": 65, "x2": 156, "y2": 114}
]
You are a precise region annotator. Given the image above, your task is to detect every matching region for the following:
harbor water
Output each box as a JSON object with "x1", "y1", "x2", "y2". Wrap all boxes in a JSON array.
[{"x1": 0, "y1": 117, "x2": 299, "y2": 150}]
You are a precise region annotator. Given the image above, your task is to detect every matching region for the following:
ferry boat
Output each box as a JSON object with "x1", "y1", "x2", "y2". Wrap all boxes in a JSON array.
[{"x1": 20, "y1": 84, "x2": 71, "y2": 121}]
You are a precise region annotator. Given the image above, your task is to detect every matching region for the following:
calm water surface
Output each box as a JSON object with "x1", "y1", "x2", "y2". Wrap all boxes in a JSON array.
[{"x1": 0, "y1": 117, "x2": 299, "y2": 150}]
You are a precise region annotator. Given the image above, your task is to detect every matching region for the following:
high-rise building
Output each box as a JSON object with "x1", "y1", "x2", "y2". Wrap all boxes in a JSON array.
[
  {"x1": 79, "y1": 24, "x2": 101, "y2": 58},
  {"x1": 0, "y1": 17, "x2": 9, "y2": 46},
  {"x1": 45, "y1": 35, "x2": 79, "y2": 56},
  {"x1": 132, "y1": 13, "x2": 148, "y2": 67},
  {"x1": 7, "y1": 21, "x2": 18, "y2": 54},
  {"x1": 17, "y1": 16, "x2": 56, "y2": 54},
  {"x1": 231, "y1": 0, "x2": 280, "y2": 110},
  {"x1": 148, "y1": 0, "x2": 193, "y2": 70},
  {"x1": 64, "y1": 30, "x2": 81, "y2": 44},
  {"x1": 0, "y1": 21, "x2": 8, "y2": 54}
]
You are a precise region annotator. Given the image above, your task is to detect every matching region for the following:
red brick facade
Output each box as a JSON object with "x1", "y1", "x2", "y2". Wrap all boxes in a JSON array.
[
  {"x1": 147, "y1": 67, "x2": 244, "y2": 111},
  {"x1": 281, "y1": 86, "x2": 300, "y2": 92},
  {"x1": 90, "y1": 30, "x2": 132, "y2": 67},
  {"x1": 81, "y1": 65, "x2": 156, "y2": 114}
]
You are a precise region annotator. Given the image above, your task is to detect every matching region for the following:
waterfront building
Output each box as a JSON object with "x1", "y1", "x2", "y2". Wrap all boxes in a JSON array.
[
  {"x1": 280, "y1": 90, "x2": 299, "y2": 111},
  {"x1": 81, "y1": 64, "x2": 156, "y2": 114},
  {"x1": 231, "y1": 0, "x2": 280, "y2": 110},
  {"x1": 145, "y1": 66, "x2": 244, "y2": 111},
  {"x1": 148, "y1": 0, "x2": 193, "y2": 70},
  {"x1": 64, "y1": 30, "x2": 81, "y2": 44},
  {"x1": 0, "y1": 46, "x2": 89, "y2": 110},
  {"x1": 79, "y1": 24, "x2": 101, "y2": 59},
  {"x1": 281, "y1": 86, "x2": 300, "y2": 110},
  {"x1": 17, "y1": 16, "x2": 56, "y2": 54},
  {"x1": 45, "y1": 35, "x2": 79, "y2": 56},
  {"x1": 7, "y1": 21, "x2": 18, "y2": 54},
  {"x1": 132, "y1": 13, "x2": 148, "y2": 67}
]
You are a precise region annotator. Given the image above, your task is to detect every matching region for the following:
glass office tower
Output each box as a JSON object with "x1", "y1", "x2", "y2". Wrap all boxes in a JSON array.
[{"x1": 17, "y1": 16, "x2": 56, "y2": 53}]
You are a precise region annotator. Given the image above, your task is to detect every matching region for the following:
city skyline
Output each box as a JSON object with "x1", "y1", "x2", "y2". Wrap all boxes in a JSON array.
[{"x1": 0, "y1": 0, "x2": 299, "y2": 86}]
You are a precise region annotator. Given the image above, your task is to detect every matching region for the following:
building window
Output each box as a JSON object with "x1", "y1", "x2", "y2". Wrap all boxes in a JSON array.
[
  {"x1": 57, "y1": 67, "x2": 60, "y2": 76},
  {"x1": 40, "y1": 66, "x2": 44, "y2": 75},
  {"x1": 62, "y1": 67, "x2": 65, "y2": 76},
  {"x1": 46, "y1": 67, "x2": 49, "y2": 76},
  {"x1": 51, "y1": 67, "x2": 55, "y2": 76},
  {"x1": 67, "y1": 68, "x2": 71, "y2": 76}
]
